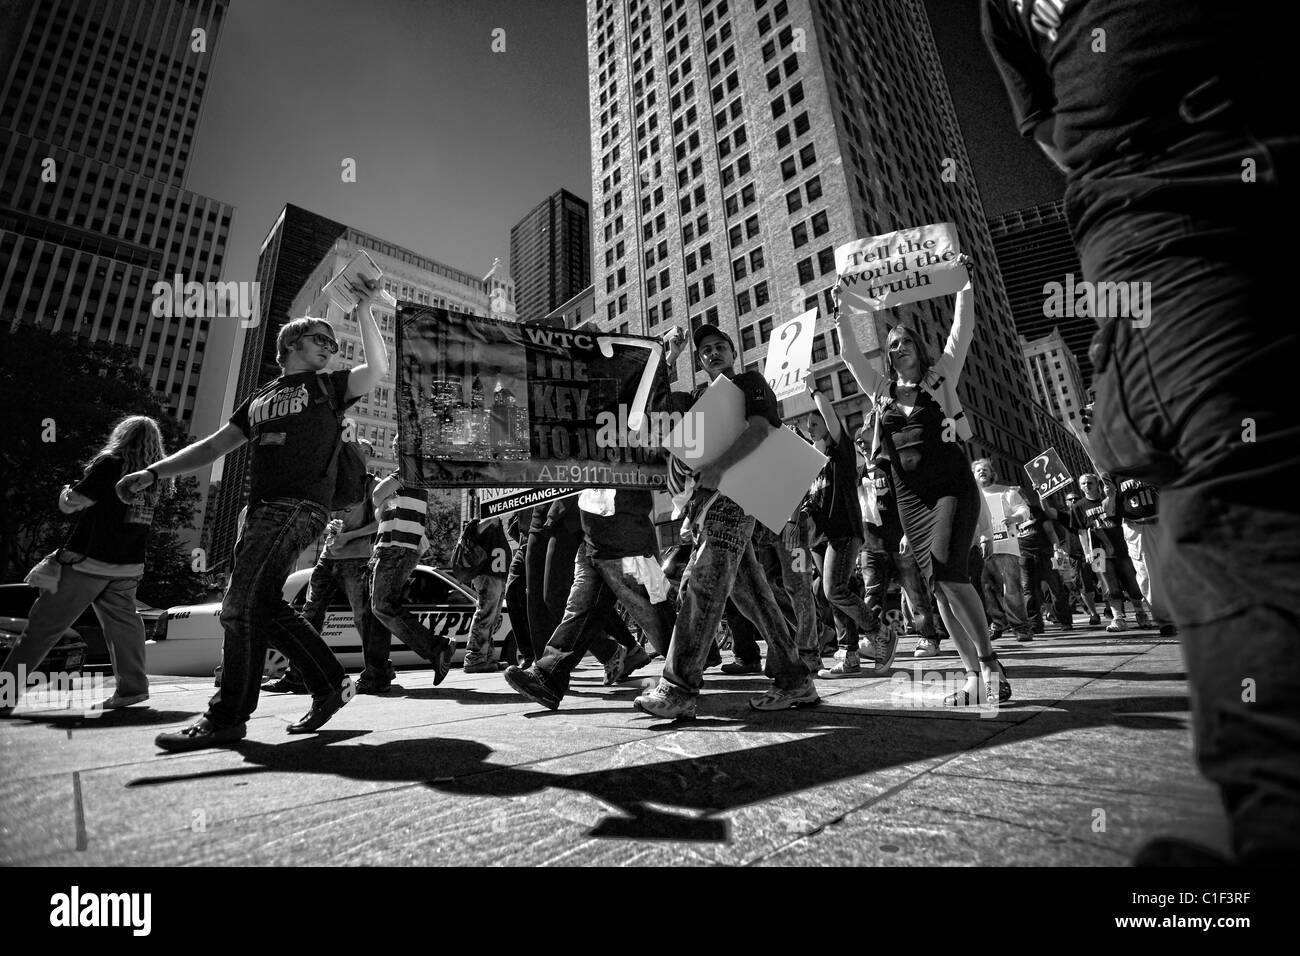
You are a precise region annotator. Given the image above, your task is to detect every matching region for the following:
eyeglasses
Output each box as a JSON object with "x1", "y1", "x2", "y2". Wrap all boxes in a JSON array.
[{"x1": 302, "y1": 332, "x2": 339, "y2": 353}]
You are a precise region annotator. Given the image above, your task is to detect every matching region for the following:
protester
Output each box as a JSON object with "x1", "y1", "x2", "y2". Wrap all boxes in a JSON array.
[
  {"x1": 1017, "y1": 486, "x2": 1073, "y2": 632},
  {"x1": 837, "y1": 256, "x2": 1012, "y2": 707},
  {"x1": 972, "y1": 460, "x2": 1034, "y2": 643},
  {"x1": 1061, "y1": 490, "x2": 1101, "y2": 626},
  {"x1": 371, "y1": 437, "x2": 455, "y2": 679},
  {"x1": 503, "y1": 487, "x2": 668, "y2": 710},
  {"x1": 634, "y1": 325, "x2": 816, "y2": 718},
  {"x1": 503, "y1": 506, "x2": 535, "y2": 667},
  {"x1": 0, "y1": 417, "x2": 168, "y2": 716},
  {"x1": 1115, "y1": 478, "x2": 1178, "y2": 637},
  {"x1": 451, "y1": 516, "x2": 512, "y2": 672},
  {"x1": 1064, "y1": 473, "x2": 1154, "y2": 632},
  {"x1": 120, "y1": 284, "x2": 389, "y2": 750},
  {"x1": 802, "y1": 376, "x2": 880, "y2": 678}
]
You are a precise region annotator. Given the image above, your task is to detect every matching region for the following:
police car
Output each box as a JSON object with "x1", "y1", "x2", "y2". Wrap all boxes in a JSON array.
[{"x1": 146, "y1": 565, "x2": 516, "y2": 678}]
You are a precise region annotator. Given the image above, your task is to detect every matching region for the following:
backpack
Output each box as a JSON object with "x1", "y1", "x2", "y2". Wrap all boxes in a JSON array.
[
  {"x1": 315, "y1": 375, "x2": 368, "y2": 511},
  {"x1": 450, "y1": 521, "x2": 488, "y2": 585}
]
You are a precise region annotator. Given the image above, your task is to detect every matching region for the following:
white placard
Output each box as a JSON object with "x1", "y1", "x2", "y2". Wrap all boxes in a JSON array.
[
  {"x1": 836, "y1": 222, "x2": 966, "y2": 312},
  {"x1": 718, "y1": 425, "x2": 827, "y2": 533},
  {"x1": 763, "y1": 308, "x2": 818, "y2": 401}
]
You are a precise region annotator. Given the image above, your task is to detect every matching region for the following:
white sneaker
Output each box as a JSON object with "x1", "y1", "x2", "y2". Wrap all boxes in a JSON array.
[
  {"x1": 103, "y1": 693, "x2": 149, "y2": 709},
  {"x1": 749, "y1": 679, "x2": 821, "y2": 711},
  {"x1": 818, "y1": 652, "x2": 864, "y2": 679}
]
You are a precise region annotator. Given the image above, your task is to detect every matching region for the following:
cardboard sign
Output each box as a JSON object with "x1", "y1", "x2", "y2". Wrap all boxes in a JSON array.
[
  {"x1": 835, "y1": 222, "x2": 966, "y2": 312},
  {"x1": 322, "y1": 250, "x2": 397, "y2": 313},
  {"x1": 717, "y1": 425, "x2": 827, "y2": 533},
  {"x1": 763, "y1": 308, "x2": 817, "y2": 401},
  {"x1": 1024, "y1": 447, "x2": 1073, "y2": 499}
]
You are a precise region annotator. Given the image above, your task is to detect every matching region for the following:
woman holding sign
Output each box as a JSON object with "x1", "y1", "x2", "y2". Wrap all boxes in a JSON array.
[{"x1": 835, "y1": 255, "x2": 1012, "y2": 707}]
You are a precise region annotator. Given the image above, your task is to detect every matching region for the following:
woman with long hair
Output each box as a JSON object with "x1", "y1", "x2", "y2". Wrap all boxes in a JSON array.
[
  {"x1": 0, "y1": 416, "x2": 170, "y2": 715},
  {"x1": 835, "y1": 255, "x2": 1011, "y2": 707}
]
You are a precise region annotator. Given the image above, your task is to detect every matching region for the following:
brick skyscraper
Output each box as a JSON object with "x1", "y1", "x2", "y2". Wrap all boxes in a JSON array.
[{"x1": 509, "y1": 188, "x2": 592, "y2": 324}]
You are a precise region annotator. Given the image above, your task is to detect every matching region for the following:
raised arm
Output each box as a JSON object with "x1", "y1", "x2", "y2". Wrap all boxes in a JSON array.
[
  {"x1": 832, "y1": 282, "x2": 885, "y2": 397},
  {"x1": 805, "y1": 373, "x2": 842, "y2": 444},
  {"x1": 942, "y1": 254, "x2": 976, "y2": 379},
  {"x1": 347, "y1": 276, "x2": 391, "y2": 401}
]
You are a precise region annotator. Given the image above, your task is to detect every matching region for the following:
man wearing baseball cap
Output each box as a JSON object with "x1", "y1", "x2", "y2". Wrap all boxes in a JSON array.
[{"x1": 633, "y1": 324, "x2": 817, "y2": 718}]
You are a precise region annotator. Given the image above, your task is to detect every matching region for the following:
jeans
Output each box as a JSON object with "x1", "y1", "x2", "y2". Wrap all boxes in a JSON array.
[
  {"x1": 663, "y1": 495, "x2": 806, "y2": 693},
  {"x1": 981, "y1": 552, "x2": 1030, "y2": 636},
  {"x1": 534, "y1": 543, "x2": 675, "y2": 694},
  {"x1": 209, "y1": 498, "x2": 346, "y2": 727},
  {"x1": 369, "y1": 546, "x2": 440, "y2": 663},
  {"x1": 1020, "y1": 548, "x2": 1070, "y2": 628},
  {"x1": 505, "y1": 537, "x2": 533, "y2": 660},
  {"x1": 466, "y1": 574, "x2": 506, "y2": 664},
  {"x1": 0, "y1": 568, "x2": 147, "y2": 701},
  {"x1": 730, "y1": 521, "x2": 818, "y2": 667},
  {"x1": 1067, "y1": 125, "x2": 1300, "y2": 860},
  {"x1": 813, "y1": 537, "x2": 874, "y2": 652},
  {"x1": 1096, "y1": 546, "x2": 1150, "y2": 620},
  {"x1": 862, "y1": 546, "x2": 937, "y2": 640},
  {"x1": 303, "y1": 556, "x2": 389, "y2": 683}
]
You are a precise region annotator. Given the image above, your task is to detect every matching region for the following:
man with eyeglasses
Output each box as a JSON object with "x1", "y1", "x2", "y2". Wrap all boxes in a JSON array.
[{"x1": 118, "y1": 282, "x2": 390, "y2": 751}]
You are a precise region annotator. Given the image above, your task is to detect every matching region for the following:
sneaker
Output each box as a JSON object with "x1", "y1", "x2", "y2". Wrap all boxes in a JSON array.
[
  {"x1": 286, "y1": 677, "x2": 354, "y2": 734},
  {"x1": 103, "y1": 692, "x2": 149, "y2": 709},
  {"x1": 913, "y1": 637, "x2": 940, "y2": 659},
  {"x1": 433, "y1": 639, "x2": 454, "y2": 685},
  {"x1": 749, "y1": 678, "x2": 821, "y2": 711},
  {"x1": 260, "y1": 676, "x2": 307, "y2": 694},
  {"x1": 503, "y1": 665, "x2": 561, "y2": 711},
  {"x1": 1105, "y1": 619, "x2": 1128, "y2": 633},
  {"x1": 463, "y1": 657, "x2": 500, "y2": 674},
  {"x1": 603, "y1": 646, "x2": 628, "y2": 686},
  {"x1": 870, "y1": 626, "x2": 899, "y2": 674},
  {"x1": 354, "y1": 677, "x2": 391, "y2": 695},
  {"x1": 617, "y1": 646, "x2": 652, "y2": 683},
  {"x1": 633, "y1": 679, "x2": 698, "y2": 719},
  {"x1": 1158, "y1": 623, "x2": 1179, "y2": 637},
  {"x1": 818, "y1": 652, "x2": 863, "y2": 679},
  {"x1": 720, "y1": 659, "x2": 762, "y2": 675},
  {"x1": 1015, "y1": 631, "x2": 1034, "y2": 643},
  {"x1": 156, "y1": 718, "x2": 247, "y2": 753},
  {"x1": 1087, "y1": 614, "x2": 1102, "y2": 627}
]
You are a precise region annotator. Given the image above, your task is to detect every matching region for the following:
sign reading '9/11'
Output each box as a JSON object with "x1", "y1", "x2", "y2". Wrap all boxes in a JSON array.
[{"x1": 395, "y1": 305, "x2": 670, "y2": 490}]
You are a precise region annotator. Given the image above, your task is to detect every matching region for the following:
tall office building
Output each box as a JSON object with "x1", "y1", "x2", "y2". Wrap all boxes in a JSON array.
[
  {"x1": 584, "y1": 0, "x2": 1041, "y2": 481},
  {"x1": 987, "y1": 200, "x2": 1094, "y2": 387},
  {"x1": 509, "y1": 188, "x2": 592, "y2": 323},
  {"x1": 1021, "y1": 327, "x2": 1087, "y2": 429},
  {"x1": 0, "y1": 0, "x2": 234, "y2": 428},
  {"x1": 542, "y1": 284, "x2": 595, "y2": 328},
  {"x1": 208, "y1": 202, "x2": 513, "y2": 570}
]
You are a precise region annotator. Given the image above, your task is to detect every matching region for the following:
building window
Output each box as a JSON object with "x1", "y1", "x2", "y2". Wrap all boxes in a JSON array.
[
  {"x1": 791, "y1": 222, "x2": 808, "y2": 247},
  {"x1": 838, "y1": 368, "x2": 859, "y2": 396}
]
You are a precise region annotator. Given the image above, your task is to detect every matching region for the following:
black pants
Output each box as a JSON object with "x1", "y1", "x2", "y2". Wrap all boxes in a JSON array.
[{"x1": 1020, "y1": 548, "x2": 1070, "y2": 627}]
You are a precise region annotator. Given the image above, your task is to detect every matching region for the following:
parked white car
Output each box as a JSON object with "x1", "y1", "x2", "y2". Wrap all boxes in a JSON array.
[{"x1": 146, "y1": 565, "x2": 515, "y2": 678}]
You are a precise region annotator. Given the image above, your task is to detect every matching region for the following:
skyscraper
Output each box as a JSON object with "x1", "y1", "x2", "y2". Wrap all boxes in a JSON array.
[
  {"x1": 584, "y1": 0, "x2": 1041, "y2": 481},
  {"x1": 987, "y1": 200, "x2": 1094, "y2": 387},
  {"x1": 509, "y1": 188, "x2": 592, "y2": 323},
  {"x1": 208, "y1": 202, "x2": 513, "y2": 569},
  {"x1": 1021, "y1": 327, "x2": 1088, "y2": 430},
  {"x1": 0, "y1": 0, "x2": 234, "y2": 428}
]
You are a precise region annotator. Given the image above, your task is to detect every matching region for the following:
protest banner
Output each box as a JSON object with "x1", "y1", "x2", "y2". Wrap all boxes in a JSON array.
[
  {"x1": 477, "y1": 486, "x2": 580, "y2": 520},
  {"x1": 396, "y1": 305, "x2": 669, "y2": 490},
  {"x1": 763, "y1": 308, "x2": 818, "y2": 401},
  {"x1": 835, "y1": 222, "x2": 966, "y2": 312},
  {"x1": 1024, "y1": 447, "x2": 1073, "y2": 499}
]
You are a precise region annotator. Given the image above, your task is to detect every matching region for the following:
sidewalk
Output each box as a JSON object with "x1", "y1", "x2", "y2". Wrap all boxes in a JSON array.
[{"x1": 0, "y1": 623, "x2": 1227, "y2": 866}]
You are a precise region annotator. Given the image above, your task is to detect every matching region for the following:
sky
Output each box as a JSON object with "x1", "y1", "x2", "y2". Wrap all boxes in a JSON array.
[{"x1": 185, "y1": 0, "x2": 1063, "y2": 448}]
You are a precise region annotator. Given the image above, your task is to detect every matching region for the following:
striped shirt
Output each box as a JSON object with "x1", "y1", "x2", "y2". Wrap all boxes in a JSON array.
[{"x1": 376, "y1": 483, "x2": 429, "y2": 551}]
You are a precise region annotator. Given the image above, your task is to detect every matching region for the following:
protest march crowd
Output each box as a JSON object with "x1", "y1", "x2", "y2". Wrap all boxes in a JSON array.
[{"x1": 2, "y1": 1, "x2": 1295, "y2": 866}]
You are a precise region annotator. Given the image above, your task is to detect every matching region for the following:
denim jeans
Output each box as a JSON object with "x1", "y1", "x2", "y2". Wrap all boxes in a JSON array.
[
  {"x1": 1019, "y1": 548, "x2": 1070, "y2": 628},
  {"x1": 534, "y1": 542, "x2": 675, "y2": 695},
  {"x1": 729, "y1": 521, "x2": 818, "y2": 667},
  {"x1": 465, "y1": 574, "x2": 506, "y2": 664},
  {"x1": 1066, "y1": 126, "x2": 1300, "y2": 861},
  {"x1": 209, "y1": 498, "x2": 346, "y2": 727},
  {"x1": 0, "y1": 568, "x2": 147, "y2": 701},
  {"x1": 862, "y1": 546, "x2": 937, "y2": 640},
  {"x1": 663, "y1": 495, "x2": 806, "y2": 693},
  {"x1": 981, "y1": 552, "x2": 1030, "y2": 637},
  {"x1": 369, "y1": 546, "x2": 440, "y2": 663},
  {"x1": 812, "y1": 537, "x2": 873, "y2": 651},
  {"x1": 303, "y1": 556, "x2": 389, "y2": 683}
]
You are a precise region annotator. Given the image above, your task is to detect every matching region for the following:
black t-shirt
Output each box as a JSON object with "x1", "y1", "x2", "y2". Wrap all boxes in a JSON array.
[
  {"x1": 581, "y1": 489, "x2": 659, "y2": 560},
  {"x1": 808, "y1": 432, "x2": 862, "y2": 545},
  {"x1": 980, "y1": 0, "x2": 1271, "y2": 174},
  {"x1": 1117, "y1": 479, "x2": 1159, "y2": 521},
  {"x1": 1016, "y1": 499, "x2": 1054, "y2": 552},
  {"x1": 1067, "y1": 497, "x2": 1125, "y2": 556},
  {"x1": 688, "y1": 370, "x2": 782, "y2": 427},
  {"x1": 464, "y1": 519, "x2": 512, "y2": 579},
  {"x1": 230, "y1": 369, "x2": 358, "y2": 510},
  {"x1": 64, "y1": 455, "x2": 153, "y2": 565}
]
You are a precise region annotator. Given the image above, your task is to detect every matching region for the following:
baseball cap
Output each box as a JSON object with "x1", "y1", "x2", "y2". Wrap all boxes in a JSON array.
[{"x1": 692, "y1": 323, "x2": 735, "y2": 353}]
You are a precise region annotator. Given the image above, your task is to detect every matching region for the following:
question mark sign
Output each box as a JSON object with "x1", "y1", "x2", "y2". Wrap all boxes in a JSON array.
[{"x1": 778, "y1": 321, "x2": 802, "y2": 373}]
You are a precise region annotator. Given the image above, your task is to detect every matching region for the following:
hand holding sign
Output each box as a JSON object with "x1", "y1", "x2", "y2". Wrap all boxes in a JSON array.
[
  {"x1": 1024, "y1": 447, "x2": 1073, "y2": 499},
  {"x1": 763, "y1": 308, "x2": 817, "y2": 401}
]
